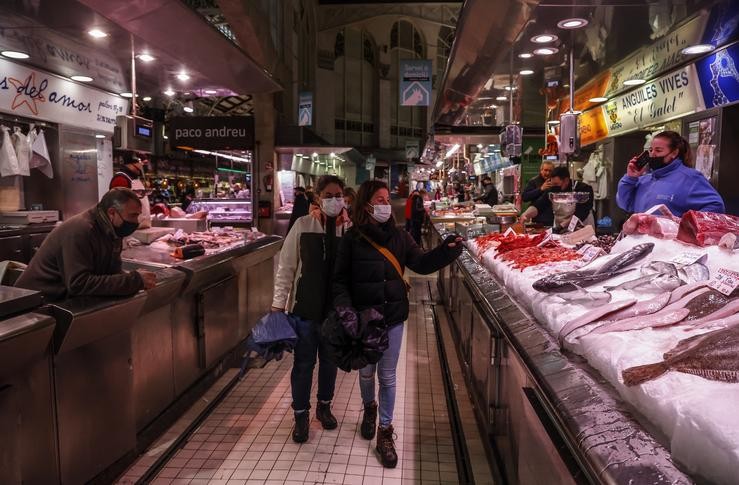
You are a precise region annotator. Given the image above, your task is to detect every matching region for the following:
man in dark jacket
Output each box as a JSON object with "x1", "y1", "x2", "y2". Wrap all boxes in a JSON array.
[
  {"x1": 521, "y1": 165, "x2": 594, "y2": 229},
  {"x1": 16, "y1": 188, "x2": 156, "y2": 301},
  {"x1": 409, "y1": 189, "x2": 427, "y2": 245},
  {"x1": 522, "y1": 160, "x2": 555, "y2": 203},
  {"x1": 474, "y1": 176, "x2": 498, "y2": 206},
  {"x1": 287, "y1": 186, "x2": 309, "y2": 234}
]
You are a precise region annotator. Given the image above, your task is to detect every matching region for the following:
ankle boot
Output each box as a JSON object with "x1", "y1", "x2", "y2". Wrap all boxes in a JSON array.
[
  {"x1": 361, "y1": 401, "x2": 378, "y2": 440},
  {"x1": 376, "y1": 424, "x2": 398, "y2": 468},
  {"x1": 292, "y1": 411, "x2": 310, "y2": 443},
  {"x1": 316, "y1": 401, "x2": 338, "y2": 430}
]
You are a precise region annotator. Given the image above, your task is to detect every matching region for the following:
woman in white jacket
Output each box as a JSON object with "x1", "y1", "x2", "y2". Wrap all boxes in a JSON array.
[{"x1": 271, "y1": 174, "x2": 351, "y2": 443}]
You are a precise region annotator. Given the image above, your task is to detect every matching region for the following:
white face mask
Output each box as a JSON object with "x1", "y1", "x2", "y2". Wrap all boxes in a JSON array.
[
  {"x1": 321, "y1": 197, "x2": 344, "y2": 217},
  {"x1": 370, "y1": 204, "x2": 392, "y2": 223}
]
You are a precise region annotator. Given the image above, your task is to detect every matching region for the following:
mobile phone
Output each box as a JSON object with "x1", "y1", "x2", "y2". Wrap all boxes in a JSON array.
[{"x1": 635, "y1": 150, "x2": 650, "y2": 169}]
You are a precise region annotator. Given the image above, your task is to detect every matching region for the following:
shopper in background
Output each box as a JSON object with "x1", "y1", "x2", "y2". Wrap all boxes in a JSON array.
[
  {"x1": 409, "y1": 189, "x2": 427, "y2": 245},
  {"x1": 287, "y1": 186, "x2": 310, "y2": 234},
  {"x1": 332, "y1": 180, "x2": 463, "y2": 468},
  {"x1": 617, "y1": 131, "x2": 725, "y2": 216},
  {"x1": 522, "y1": 160, "x2": 555, "y2": 203},
  {"x1": 272, "y1": 175, "x2": 351, "y2": 443},
  {"x1": 404, "y1": 189, "x2": 419, "y2": 231},
  {"x1": 475, "y1": 176, "x2": 499, "y2": 206},
  {"x1": 16, "y1": 188, "x2": 157, "y2": 301},
  {"x1": 343, "y1": 186, "x2": 357, "y2": 220}
]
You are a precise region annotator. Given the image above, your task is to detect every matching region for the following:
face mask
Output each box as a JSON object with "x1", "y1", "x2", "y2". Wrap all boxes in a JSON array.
[
  {"x1": 648, "y1": 156, "x2": 665, "y2": 171},
  {"x1": 113, "y1": 211, "x2": 139, "y2": 238},
  {"x1": 370, "y1": 204, "x2": 392, "y2": 223},
  {"x1": 321, "y1": 197, "x2": 344, "y2": 217}
]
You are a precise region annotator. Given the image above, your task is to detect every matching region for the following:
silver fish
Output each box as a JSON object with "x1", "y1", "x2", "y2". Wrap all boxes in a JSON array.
[
  {"x1": 589, "y1": 308, "x2": 690, "y2": 335},
  {"x1": 677, "y1": 261, "x2": 710, "y2": 284},
  {"x1": 550, "y1": 286, "x2": 612, "y2": 307},
  {"x1": 622, "y1": 323, "x2": 739, "y2": 386},
  {"x1": 604, "y1": 273, "x2": 683, "y2": 293},
  {"x1": 641, "y1": 261, "x2": 678, "y2": 276},
  {"x1": 593, "y1": 243, "x2": 655, "y2": 275},
  {"x1": 558, "y1": 299, "x2": 637, "y2": 344}
]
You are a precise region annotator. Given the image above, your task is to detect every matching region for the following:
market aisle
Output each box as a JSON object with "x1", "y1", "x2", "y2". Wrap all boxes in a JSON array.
[{"x1": 117, "y1": 274, "x2": 493, "y2": 484}]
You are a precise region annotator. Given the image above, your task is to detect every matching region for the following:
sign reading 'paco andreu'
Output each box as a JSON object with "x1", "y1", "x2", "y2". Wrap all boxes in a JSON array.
[{"x1": 168, "y1": 116, "x2": 255, "y2": 150}]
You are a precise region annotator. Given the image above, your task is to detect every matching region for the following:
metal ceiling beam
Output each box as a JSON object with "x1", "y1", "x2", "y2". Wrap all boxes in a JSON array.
[{"x1": 318, "y1": 3, "x2": 460, "y2": 31}]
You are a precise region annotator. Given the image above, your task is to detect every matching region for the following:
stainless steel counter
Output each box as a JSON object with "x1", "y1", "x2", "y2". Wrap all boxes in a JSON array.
[{"x1": 432, "y1": 225, "x2": 692, "y2": 484}]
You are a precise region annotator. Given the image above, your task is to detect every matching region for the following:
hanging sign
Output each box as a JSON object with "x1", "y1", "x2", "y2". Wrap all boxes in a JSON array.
[
  {"x1": 168, "y1": 116, "x2": 255, "y2": 150},
  {"x1": 578, "y1": 108, "x2": 609, "y2": 146},
  {"x1": 399, "y1": 60, "x2": 432, "y2": 106},
  {"x1": 696, "y1": 43, "x2": 739, "y2": 109},
  {"x1": 602, "y1": 65, "x2": 704, "y2": 136},
  {"x1": 0, "y1": 58, "x2": 128, "y2": 133},
  {"x1": 604, "y1": 13, "x2": 709, "y2": 97},
  {"x1": 298, "y1": 92, "x2": 312, "y2": 126}
]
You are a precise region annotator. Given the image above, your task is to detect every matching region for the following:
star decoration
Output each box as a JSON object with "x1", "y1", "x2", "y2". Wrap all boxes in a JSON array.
[{"x1": 8, "y1": 72, "x2": 46, "y2": 116}]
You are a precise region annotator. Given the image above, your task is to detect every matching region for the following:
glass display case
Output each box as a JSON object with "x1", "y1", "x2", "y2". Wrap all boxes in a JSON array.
[{"x1": 186, "y1": 199, "x2": 252, "y2": 226}]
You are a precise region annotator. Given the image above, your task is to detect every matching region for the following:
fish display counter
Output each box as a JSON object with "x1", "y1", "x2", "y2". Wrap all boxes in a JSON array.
[{"x1": 434, "y1": 214, "x2": 739, "y2": 484}]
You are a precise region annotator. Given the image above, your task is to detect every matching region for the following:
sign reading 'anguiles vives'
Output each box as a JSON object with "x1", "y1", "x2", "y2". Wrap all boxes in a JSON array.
[
  {"x1": 0, "y1": 57, "x2": 128, "y2": 133},
  {"x1": 168, "y1": 116, "x2": 255, "y2": 150}
]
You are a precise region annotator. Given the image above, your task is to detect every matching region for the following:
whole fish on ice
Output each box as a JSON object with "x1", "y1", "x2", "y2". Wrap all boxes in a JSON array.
[{"x1": 622, "y1": 323, "x2": 739, "y2": 386}]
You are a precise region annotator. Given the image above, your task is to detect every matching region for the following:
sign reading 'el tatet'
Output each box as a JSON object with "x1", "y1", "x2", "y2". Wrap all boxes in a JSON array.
[{"x1": 168, "y1": 116, "x2": 255, "y2": 150}]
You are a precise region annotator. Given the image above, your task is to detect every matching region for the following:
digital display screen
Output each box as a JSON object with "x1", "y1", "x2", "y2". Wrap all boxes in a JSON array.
[{"x1": 136, "y1": 124, "x2": 152, "y2": 138}]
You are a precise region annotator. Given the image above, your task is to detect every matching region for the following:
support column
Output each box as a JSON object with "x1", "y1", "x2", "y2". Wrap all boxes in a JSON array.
[{"x1": 252, "y1": 93, "x2": 276, "y2": 235}]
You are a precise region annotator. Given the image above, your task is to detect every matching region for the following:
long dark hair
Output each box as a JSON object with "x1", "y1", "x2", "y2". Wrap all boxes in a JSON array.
[
  {"x1": 353, "y1": 180, "x2": 394, "y2": 227},
  {"x1": 655, "y1": 131, "x2": 692, "y2": 167}
]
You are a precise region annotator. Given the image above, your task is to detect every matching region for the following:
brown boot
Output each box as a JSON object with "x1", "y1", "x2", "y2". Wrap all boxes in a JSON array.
[
  {"x1": 376, "y1": 424, "x2": 398, "y2": 468},
  {"x1": 361, "y1": 401, "x2": 378, "y2": 440}
]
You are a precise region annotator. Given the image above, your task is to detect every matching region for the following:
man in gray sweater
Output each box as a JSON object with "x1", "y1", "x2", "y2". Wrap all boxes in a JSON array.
[{"x1": 16, "y1": 188, "x2": 156, "y2": 301}]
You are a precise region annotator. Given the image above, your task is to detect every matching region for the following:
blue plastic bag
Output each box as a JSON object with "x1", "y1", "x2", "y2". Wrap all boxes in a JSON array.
[{"x1": 240, "y1": 312, "x2": 299, "y2": 374}]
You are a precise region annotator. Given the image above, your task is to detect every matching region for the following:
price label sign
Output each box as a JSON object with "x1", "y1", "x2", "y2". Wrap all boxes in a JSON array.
[
  {"x1": 567, "y1": 215, "x2": 581, "y2": 233},
  {"x1": 671, "y1": 251, "x2": 706, "y2": 266},
  {"x1": 709, "y1": 268, "x2": 739, "y2": 296},
  {"x1": 577, "y1": 244, "x2": 603, "y2": 263},
  {"x1": 503, "y1": 227, "x2": 517, "y2": 237},
  {"x1": 537, "y1": 228, "x2": 554, "y2": 247}
]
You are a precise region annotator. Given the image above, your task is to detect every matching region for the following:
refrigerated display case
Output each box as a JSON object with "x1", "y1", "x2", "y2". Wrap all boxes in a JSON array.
[{"x1": 186, "y1": 199, "x2": 252, "y2": 226}]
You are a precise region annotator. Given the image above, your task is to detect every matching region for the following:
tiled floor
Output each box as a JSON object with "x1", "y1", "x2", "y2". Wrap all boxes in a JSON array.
[{"x1": 117, "y1": 274, "x2": 493, "y2": 484}]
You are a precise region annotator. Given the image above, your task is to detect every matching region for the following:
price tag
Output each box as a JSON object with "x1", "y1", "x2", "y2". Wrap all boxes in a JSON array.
[
  {"x1": 577, "y1": 244, "x2": 604, "y2": 263},
  {"x1": 567, "y1": 215, "x2": 581, "y2": 233},
  {"x1": 671, "y1": 251, "x2": 705, "y2": 266},
  {"x1": 503, "y1": 227, "x2": 517, "y2": 237},
  {"x1": 709, "y1": 268, "x2": 739, "y2": 296},
  {"x1": 537, "y1": 228, "x2": 554, "y2": 247}
]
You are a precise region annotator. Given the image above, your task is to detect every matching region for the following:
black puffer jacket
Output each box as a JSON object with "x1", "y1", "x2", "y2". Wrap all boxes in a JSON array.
[{"x1": 333, "y1": 222, "x2": 462, "y2": 328}]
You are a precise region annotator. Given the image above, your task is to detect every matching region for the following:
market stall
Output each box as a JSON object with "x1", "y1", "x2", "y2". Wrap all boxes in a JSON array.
[{"x1": 436, "y1": 209, "x2": 739, "y2": 484}]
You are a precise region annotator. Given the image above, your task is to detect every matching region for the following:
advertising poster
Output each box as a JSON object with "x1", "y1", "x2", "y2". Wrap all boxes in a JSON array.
[
  {"x1": 298, "y1": 92, "x2": 312, "y2": 126},
  {"x1": 688, "y1": 117, "x2": 717, "y2": 180},
  {"x1": 696, "y1": 43, "x2": 739, "y2": 108},
  {"x1": 399, "y1": 60, "x2": 432, "y2": 106}
]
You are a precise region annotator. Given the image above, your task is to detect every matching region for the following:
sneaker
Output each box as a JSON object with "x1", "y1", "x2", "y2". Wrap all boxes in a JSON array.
[
  {"x1": 376, "y1": 424, "x2": 398, "y2": 468},
  {"x1": 361, "y1": 401, "x2": 378, "y2": 440},
  {"x1": 316, "y1": 401, "x2": 338, "y2": 430},
  {"x1": 292, "y1": 411, "x2": 310, "y2": 443}
]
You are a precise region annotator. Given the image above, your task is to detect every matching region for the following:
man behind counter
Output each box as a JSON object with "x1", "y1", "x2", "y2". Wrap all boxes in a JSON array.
[
  {"x1": 520, "y1": 166, "x2": 595, "y2": 228},
  {"x1": 522, "y1": 161, "x2": 555, "y2": 203},
  {"x1": 16, "y1": 188, "x2": 157, "y2": 301}
]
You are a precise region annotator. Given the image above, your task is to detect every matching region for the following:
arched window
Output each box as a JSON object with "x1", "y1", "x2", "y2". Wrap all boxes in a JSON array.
[
  {"x1": 390, "y1": 21, "x2": 427, "y2": 148},
  {"x1": 334, "y1": 29, "x2": 377, "y2": 147}
]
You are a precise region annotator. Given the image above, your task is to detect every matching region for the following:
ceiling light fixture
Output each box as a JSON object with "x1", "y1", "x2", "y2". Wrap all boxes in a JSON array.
[
  {"x1": 681, "y1": 44, "x2": 715, "y2": 55},
  {"x1": 95, "y1": 134, "x2": 106, "y2": 139},
  {"x1": 518, "y1": 52, "x2": 533, "y2": 59},
  {"x1": 623, "y1": 78, "x2": 646, "y2": 86},
  {"x1": 137, "y1": 53, "x2": 155, "y2": 62},
  {"x1": 531, "y1": 34, "x2": 558, "y2": 44},
  {"x1": 547, "y1": 120, "x2": 561, "y2": 125},
  {"x1": 557, "y1": 18, "x2": 589, "y2": 29},
  {"x1": 534, "y1": 47, "x2": 558, "y2": 56},
  {"x1": 119, "y1": 92, "x2": 133, "y2": 98},
  {"x1": 519, "y1": 69, "x2": 534, "y2": 76},
  {"x1": 204, "y1": 89, "x2": 218, "y2": 94},
  {"x1": 70, "y1": 75, "x2": 93, "y2": 82},
  {"x1": 143, "y1": 96, "x2": 152, "y2": 102},
  {"x1": 176, "y1": 72, "x2": 190, "y2": 81},
  {"x1": 504, "y1": 86, "x2": 517, "y2": 91},
  {"x1": 496, "y1": 96, "x2": 507, "y2": 101},
  {"x1": 183, "y1": 106, "x2": 194, "y2": 113},
  {"x1": 588, "y1": 96, "x2": 609, "y2": 103},
  {"x1": 88, "y1": 29, "x2": 108, "y2": 38},
  {"x1": 164, "y1": 89, "x2": 175, "y2": 96},
  {"x1": 1, "y1": 50, "x2": 30, "y2": 59}
]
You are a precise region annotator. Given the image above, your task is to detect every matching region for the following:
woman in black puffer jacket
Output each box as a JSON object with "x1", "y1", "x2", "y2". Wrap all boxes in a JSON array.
[{"x1": 332, "y1": 180, "x2": 463, "y2": 469}]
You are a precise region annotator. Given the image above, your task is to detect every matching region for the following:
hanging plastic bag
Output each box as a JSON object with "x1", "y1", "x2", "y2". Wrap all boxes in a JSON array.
[
  {"x1": 239, "y1": 312, "x2": 299, "y2": 374},
  {"x1": 0, "y1": 125, "x2": 21, "y2": 177},
  {"x1": 322, "y1": 307, "x2": 388, "y2": 372},
  {"x1": 30, "y1": 128, "x2": 53, "y2": 178},
  {"x1": 11, "y1": 126, "x2": 30, "y2": 176}
]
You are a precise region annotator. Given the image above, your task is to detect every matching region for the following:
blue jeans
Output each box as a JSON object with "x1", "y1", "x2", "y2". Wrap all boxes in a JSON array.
[
  {"x1": 291, "y1": 316, "x2": 338, "y2": 412},
  {"x1": 359, "y1": 323, "x2": 404, "y2": 427}
]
